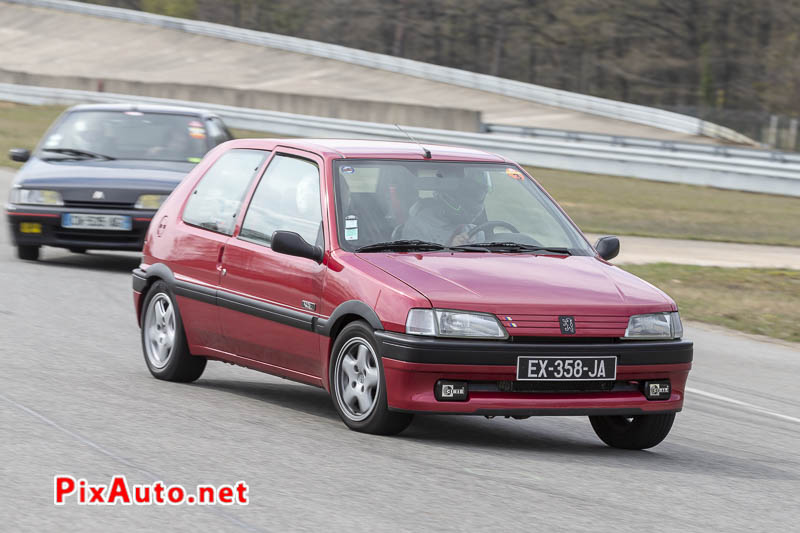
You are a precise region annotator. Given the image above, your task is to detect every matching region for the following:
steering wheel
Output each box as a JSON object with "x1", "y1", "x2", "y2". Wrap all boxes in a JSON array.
[{"x1": 467, "y1": 220, "x2": 520, "y2": 239}]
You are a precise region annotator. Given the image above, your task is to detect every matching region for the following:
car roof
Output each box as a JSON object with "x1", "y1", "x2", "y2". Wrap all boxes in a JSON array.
[
  {"x1": 231, "y1": 138, "x2": 508, "y2": 162},
  {"x1": 67, "y1": 103, "x2": 215, "y2": 117}
]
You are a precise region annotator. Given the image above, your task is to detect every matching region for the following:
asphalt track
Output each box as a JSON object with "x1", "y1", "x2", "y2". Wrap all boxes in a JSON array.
[{"x1": 1, "y1": 167, "x2": 798, "y2": 532}]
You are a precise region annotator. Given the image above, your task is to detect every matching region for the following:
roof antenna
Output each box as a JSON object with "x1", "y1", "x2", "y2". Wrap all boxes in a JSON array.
[{"x1": 395, "y1": 124, "x2": 431, "y2": 159}]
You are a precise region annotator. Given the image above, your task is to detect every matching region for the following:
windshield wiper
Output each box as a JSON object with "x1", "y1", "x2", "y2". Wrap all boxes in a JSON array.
[
  {"x1": 355, "y1": 240, "x2": 448, "y2": 253},
  {"x1": 450, "y1": 242, "x2": 572, "y2": 255},
  {"x1": 42, "y1": 148, "x2": 116, "y2": 160}
]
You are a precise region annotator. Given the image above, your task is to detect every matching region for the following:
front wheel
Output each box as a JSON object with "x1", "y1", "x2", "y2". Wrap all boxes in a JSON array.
[
  {"x1": 329, "y1": 321, "x2": 413, "y2": 435},
  {"x1": 141, "y1": 280, "x2": 206, "y2": 382},
  {"x1": 589, "y1": 413, "x2": 676, "y2": 450}
]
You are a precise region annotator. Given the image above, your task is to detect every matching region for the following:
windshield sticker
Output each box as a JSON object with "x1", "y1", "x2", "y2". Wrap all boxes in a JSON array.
[
  {"x1": 344, "y1": 215, "x2": 358, "y2": 241},
  {"x1": 44, "y1": 133, "x2": 63, "y2": 147},
  {"x1": 505, "y1": 168, "x2": 525, "y2": 180},
  {"x1": 341, "y1": 166, "x2": 355, "y2": 174},
  {"x1": 187, "y1": 157, "x2": 202, "y2": 163},
  {"x1": 188, "y1": 121, "x2": 206, "y2": 139}
]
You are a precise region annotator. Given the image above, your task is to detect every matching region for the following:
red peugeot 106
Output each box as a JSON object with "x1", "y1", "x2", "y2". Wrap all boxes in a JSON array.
[{"x1": 132, "y1": 139, "x2": 692, "y2": 449}]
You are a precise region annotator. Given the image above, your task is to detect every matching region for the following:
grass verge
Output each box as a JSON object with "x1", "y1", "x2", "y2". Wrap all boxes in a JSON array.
[
  {"x1": 529, "y1": 166, "x2": 800, "y2": 247},
  {"x1": 621, "y1": 263, "x2": 800, "y2": 343},
  {"x1": 0, "y1": 102, "x2": 66, "y2": 169}
]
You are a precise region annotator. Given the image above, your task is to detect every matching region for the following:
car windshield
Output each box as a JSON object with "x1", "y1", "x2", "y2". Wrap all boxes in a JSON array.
[
  {"x1": 334, "y1": 160, "x2": 593, "y2": 254},
  {"x1": 37, "y1": 110, "x2": 210, "y2": 163}
]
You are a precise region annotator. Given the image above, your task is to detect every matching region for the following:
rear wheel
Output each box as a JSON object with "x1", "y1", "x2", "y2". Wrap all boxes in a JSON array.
[
  {"x1": 330, "y1": 321, "x2": 413, "y2": 435},
  {"x1": 141, "y1": 280, "x2": 206, "y2": 382},
  {"x1": 17, "y1": 245, "x2": 40, "y2": 261},
  {"x1": 589, "y1": 413, "x2": 676, "y2": 449}
]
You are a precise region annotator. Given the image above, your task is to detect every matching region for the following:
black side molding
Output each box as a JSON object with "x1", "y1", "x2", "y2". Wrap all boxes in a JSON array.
[
  {"x1": 217, "y1": 290, "x2": 315, "y2": 332},
  {"x1": 175, "y1": 280, "x2": 217, "y2": 306},
  {"x1": 132, "y1": 268, "x2": 147, "y2": 292},
  {"x1": 132, "y1": 268, "x2": 383, "y2": 337}
]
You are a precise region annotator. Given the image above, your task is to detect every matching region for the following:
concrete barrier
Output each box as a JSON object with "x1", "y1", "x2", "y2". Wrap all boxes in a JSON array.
[{"x1": 0, "y1": 69, "x2": 482, "y2": 132}]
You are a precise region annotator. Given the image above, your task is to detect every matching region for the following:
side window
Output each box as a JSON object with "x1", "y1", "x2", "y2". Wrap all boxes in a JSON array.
[
  {"x1": 239, "y1": 155, "x2": 322, "y2": 246},
  {"x1": 182, "y1": 149, "x2": 268, "y2": 235}
]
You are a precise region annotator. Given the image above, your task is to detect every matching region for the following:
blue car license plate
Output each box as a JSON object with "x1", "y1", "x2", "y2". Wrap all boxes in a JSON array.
[{"x1": 62, "y1": 213, "x2": 132, "y2": 231}]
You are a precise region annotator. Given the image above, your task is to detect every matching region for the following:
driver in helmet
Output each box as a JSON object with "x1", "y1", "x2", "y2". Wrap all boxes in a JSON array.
[{"x1": 400, "y1": 170, "x2": 489, "y2": 246}]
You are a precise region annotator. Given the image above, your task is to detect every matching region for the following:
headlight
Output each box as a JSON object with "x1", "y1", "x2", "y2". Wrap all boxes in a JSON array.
[
  {"x1": 9, "y1": 188, "x2": 64, "y2": 206},
  {"x1": 623, "y1": 312, "x2": 683, "y2": 340},
  {"x1": 134, "y1": 194, "x2": 169, "y2": 210},
  {"x1": 406, "y1": 309, "x2": 508, "y2": 339}
]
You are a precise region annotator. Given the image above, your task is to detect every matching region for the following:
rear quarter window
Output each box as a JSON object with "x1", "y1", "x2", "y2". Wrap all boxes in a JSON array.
[{"x1": 182, "y1": 148, "x2": 269, "y2": 235}]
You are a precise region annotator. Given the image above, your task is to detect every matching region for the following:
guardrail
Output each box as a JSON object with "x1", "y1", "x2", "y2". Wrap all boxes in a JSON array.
[
  {"x1": 6, "y1": 0, "x2": 757, "y2": 146},
  {"x1": 2, "y1": 83, "x2": 798, "y2": 197},
  {"x1": 486, "y1": 124, "x2": 799, "y2": 164}
]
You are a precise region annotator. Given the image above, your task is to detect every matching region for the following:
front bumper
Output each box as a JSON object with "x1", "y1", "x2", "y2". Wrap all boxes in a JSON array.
[
  {"x1": 375, "y1": 331, "x2": 692, "y2": 416},
  {"x1": 6, "y1": 204, "x2": 155, "y2": 251}
]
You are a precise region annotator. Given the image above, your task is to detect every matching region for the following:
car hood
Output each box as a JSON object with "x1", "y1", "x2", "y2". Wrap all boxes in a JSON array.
[
  {"x1": 357, "y1": 252, "x2": 675, "y2": 334},
  {"x1": 13, "y1": 158, "x2": 193, "y2": 193}
]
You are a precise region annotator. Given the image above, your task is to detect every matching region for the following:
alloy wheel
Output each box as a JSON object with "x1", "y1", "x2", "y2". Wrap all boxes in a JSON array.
[
  {"x1": 334, "y1": 337, "x2": 381, "y2": 422},
  {"x1": 144, "y1": 293, "x2": 176, "y2": 369}
]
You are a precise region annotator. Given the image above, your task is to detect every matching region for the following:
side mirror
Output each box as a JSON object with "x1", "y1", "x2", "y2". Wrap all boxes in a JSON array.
[
  {"x1": 271, "y1": 230, "x2": 324, "y2": 263},
  {"x1": 594, "y1": 235, "x2": 620, "y2": 261},
  {"x1": 9, "y1": 148, "x2": 30, "y2": 163}
]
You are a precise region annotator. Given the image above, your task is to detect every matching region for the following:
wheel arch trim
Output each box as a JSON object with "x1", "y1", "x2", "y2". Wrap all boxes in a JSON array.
[{"x1": 315, "y1": 300, "x2": 384, "y2": 338}]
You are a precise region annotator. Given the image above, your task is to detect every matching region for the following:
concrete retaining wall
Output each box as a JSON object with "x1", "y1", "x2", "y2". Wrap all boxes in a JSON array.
[{"x1": 0, "y1": 69, "x2": 482, "y2": 132}]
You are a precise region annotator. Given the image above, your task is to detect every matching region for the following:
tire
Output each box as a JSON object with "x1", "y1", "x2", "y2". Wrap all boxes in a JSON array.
[
  {"x1": 329, "y1": 321, "x2": 413, "y2": 435},
  {"x1": 17, "y1": 245, "x2": 40, "y2": 261},
  {"x1": 140, "y1": 280, "x2": 206, "y2": 383},
  {"x1": 68, "y1": 247, "x2": 87, "y2": 254},
  {"x1": 589, "y1": 413, "x2": 676, "y2": 450}
]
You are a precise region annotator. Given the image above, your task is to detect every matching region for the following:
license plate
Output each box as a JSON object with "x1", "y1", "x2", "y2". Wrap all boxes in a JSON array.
[
  {"x1": 20, "y1": 222, "x2": 42, "y2": 234},
  {"x1": 516, "y1": 356, "x2": 617, "y2": 381},
  {"x1": 62, "y1": 213, "x2": 132, "y2": 231}
]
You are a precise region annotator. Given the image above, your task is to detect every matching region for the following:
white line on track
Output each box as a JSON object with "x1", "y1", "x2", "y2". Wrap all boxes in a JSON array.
[{"x1": 687, "y1": 387, "x2": 800, "y2": 425}]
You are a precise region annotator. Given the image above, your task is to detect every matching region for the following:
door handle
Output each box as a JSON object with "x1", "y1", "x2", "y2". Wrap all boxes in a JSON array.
[{"x1": 217, "y1": 245, "x2": 227, "y2": 276}]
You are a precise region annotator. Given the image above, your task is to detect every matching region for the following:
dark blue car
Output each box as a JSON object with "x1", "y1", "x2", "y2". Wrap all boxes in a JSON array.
[{"x1": 5, "y1": 103, "x2": 233, "y2": 260}]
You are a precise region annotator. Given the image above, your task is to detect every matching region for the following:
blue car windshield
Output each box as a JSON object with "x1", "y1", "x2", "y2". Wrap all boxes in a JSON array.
[
  {"x1": 333, "y1": 160, "x2": 593, "y2": 254},
  {"x1": 38, "y1": 110, "x2": 210, "y2": 163}
]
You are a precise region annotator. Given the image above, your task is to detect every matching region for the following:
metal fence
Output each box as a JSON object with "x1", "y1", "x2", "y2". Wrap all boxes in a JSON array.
[
  {"x1": 2, "y1": 83, "x2": 798, "y2": 197},
  {"x1": 6, "y1": 0, "x2": 756, "y2": 146},
  {"x1": 485, "y1": 124, "x2": 800, "y2": 164}
]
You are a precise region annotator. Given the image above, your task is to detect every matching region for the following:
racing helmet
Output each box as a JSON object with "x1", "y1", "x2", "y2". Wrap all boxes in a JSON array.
[{"x1": 435, "y1": 170, "x2": 491, "y2": 224}]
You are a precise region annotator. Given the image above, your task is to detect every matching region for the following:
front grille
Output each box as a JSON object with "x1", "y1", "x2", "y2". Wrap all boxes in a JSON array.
[
  {"x1": 63, "y1": 201, "x2": 135, "y2": 209},
  {"x1": 497, "y1": 313, "x2": 629, "y2": 337},
  {"x1": 469, "y1": 380, "x2": 636, "y2": 394},
  {"x1": 499, "y1": 380, "x2": 616, "y2": 393}
]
